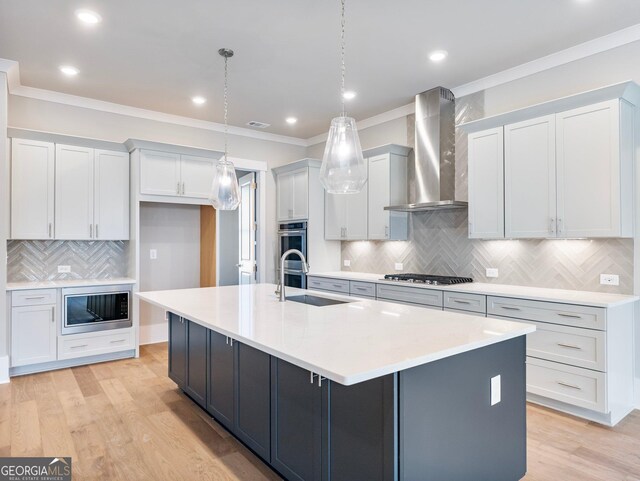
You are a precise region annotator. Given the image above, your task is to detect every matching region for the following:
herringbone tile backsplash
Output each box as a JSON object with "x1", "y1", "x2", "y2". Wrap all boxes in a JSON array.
[
  {"x1": 342, "y1": 91, "x2": 634, "y2": 295},
  {"x1": 7, "y1": 240, "x2": 129, "y2": 282}
]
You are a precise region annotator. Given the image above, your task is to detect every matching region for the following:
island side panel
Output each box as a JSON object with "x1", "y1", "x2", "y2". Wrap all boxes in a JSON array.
[
  {"x1": 399, "y1": 336, "x2": 527, "y2": 481},
  {"x1": 329, "y1": 374, "x2": 398, "y2": 481}
]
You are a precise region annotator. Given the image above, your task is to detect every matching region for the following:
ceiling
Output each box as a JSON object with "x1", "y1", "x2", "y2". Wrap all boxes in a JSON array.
[{"x1": 1, "y1": 0, "x2": 640, "y2": 138}]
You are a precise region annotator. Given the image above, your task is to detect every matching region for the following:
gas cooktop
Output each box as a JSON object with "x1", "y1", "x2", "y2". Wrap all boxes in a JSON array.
[{"x1": 383, "y1": 274, "x2": 473, "y2": 286}]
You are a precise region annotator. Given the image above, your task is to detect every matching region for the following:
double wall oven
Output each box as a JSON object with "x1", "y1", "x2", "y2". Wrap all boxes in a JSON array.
[
  {"x1": 62, "y1": 285, "x2": 132, "y2": 335},
  {"x1": 278, "y1": 221, "x2": 307, "y2": 289}
]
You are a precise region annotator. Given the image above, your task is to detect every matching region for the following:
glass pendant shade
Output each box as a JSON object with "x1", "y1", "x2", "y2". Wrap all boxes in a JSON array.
[
  {"x1": 209, "y1": 157, "x2": 240, "y2": 210},
  {"x1": 320, "y1": 115, "x2": 367, "y2": 194}
]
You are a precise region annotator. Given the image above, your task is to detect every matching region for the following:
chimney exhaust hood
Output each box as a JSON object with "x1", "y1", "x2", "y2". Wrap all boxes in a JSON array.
[{"x1": 385, "y1": 87, "x2": 467, "y2": 212}]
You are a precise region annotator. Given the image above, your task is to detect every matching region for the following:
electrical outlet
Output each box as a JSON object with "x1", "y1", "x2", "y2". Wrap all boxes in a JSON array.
[
  {"x1": 150, "y1": 249, "x2": 158, "y2": 260},
  {"x1": 57, "y1": 265, "x2": 71, "y2": 273},
  {"x1": 394, "y1": 262, "x2": 403, "y2": 271},
  {"x1": 600, "y1": 274, "x2": 619, "y2": 286},
  {"x1": 486, "y1": 268, "x2": 499, "y2": 278},
  {"x1": 343, "y1": 259, "x2": 351, "y2": 267},
  {"x1": 491, "y1": 375, "x2": 501, "y2": 406}
]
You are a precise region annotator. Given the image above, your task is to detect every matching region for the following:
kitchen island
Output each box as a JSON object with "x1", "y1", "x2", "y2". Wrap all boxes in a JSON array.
[{"x1": 137, "y1": 284, "x2": 535, "y2": 481}]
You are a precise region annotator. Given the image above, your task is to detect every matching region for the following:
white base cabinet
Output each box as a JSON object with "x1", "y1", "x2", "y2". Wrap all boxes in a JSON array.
[{"x1": 11, "y1": 305, "x2": 57, "y2": 367}]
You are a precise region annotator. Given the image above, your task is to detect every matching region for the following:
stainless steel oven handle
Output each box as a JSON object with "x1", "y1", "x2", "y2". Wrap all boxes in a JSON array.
[{"x1": 278, "y1": 230, "x2": 305, "y2": 235}]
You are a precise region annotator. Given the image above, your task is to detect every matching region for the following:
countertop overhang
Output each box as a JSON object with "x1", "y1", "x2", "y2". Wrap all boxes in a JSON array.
[{"x1": 137, "y1": 284, "x2": 534, "y2": 385}]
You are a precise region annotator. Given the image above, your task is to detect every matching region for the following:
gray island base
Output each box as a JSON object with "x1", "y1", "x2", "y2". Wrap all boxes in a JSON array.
[{"x1": 167, "y1": 312, "x2": 526, "y2": 481}]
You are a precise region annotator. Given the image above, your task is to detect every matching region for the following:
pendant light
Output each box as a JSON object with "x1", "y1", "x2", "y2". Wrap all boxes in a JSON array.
[
  {"x1": 319, "y1": 0, "x2": 366, "y2": 194},
  {"x1": 209, "y1": 48, "x2": 241, "y2": 210}
]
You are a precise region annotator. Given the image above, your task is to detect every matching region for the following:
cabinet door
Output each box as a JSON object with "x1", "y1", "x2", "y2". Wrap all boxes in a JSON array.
[
  {"x1": 345, "y1": 182, "x2": 368, "y2": 240},
  {"x1": 368, "y1": 154, "x2": 391, "y2": 240},
  {"x1": 291, "y1": 169, "x2": 309, "y2": 220},
  {"x1": 168, "y1": 313, "x2": 187, "y2": 388},
  {"x1": 94, "y1": 150, "x2": 129, "y2": 240},
  {"x1": 185, "y1": 321, "x2": 207, "y2": 408},
  {"x1": 556, "y1": 100, "x2": 623, "y2": 237},
  {"x1": 271, "y1": 359, "x2": 325, "y2": 481},
  {"x1": 277, "y1": 172, "x2": 294, "y2": 221},
  {"x1": 504, "y1": 116, "x2": 556, "y2": 238},
  {"x1": 140, "y1": 150, "x2": 181, "y2": 196},
  {"x1": 55, "y1": 144, "x2": 95, "y2": 240},
  {"x1": 181, "y1": 155, "x2": 215, "y2": 198},
  {"x1": 235, "y1": 342, "x2": 271, "y2": 461},
  {"x1": 11, "y1": 305, "x2": 56, "y2": 367},
  {"x1": 324, "y1": 191, "x2": 346, "y2": 240},
  {"x1": 468, "y1": 128, "x2": 505, "y2": 239},
  {"x1": 11, "y1": 139, "x2": 55, "y2": 240},
  {"x1": 207, "y1": 330, "x2": 235, "y2": 430}
]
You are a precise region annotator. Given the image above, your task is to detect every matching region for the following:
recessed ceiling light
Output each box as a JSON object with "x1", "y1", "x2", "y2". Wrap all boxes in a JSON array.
[
  {"x1": 285, "y1": 117, "x2": 298, "y2": 125},
  {"x1": 59, "y1": 65, "x2": 79, "y2": 76},
  {"x1": 75, "y1": 9, "x2": 102, "y2": 24},
  {"x1": 192, "y1": 96, "x2": 207, "y2": 105},
  {"x1": 429, "y1": 50, "x2": 448, "y2": 62},
  {"x1": 343, "y1": 91, "x2": 357, "y2": 100}
]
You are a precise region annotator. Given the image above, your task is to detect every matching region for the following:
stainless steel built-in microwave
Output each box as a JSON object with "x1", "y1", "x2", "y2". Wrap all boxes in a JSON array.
[{"x1": 62, "y1": 285, "x2": 131, "y2": 335}]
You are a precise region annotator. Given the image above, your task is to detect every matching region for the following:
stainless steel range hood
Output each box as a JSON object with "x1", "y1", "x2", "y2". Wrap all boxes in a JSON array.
[{"x1": 385, "y1": 87, "x2": 467, "y2": 212}]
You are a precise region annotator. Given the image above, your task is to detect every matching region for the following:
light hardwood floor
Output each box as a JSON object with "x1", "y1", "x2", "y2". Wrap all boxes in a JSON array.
[{"x1": 1, "y1": 343, "x2": 638, "y2": 481}]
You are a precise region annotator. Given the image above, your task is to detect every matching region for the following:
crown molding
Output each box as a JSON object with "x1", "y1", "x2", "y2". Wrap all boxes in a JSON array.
[{"x1": 452, "y1": 23, "x2": 640, "y2": 98}]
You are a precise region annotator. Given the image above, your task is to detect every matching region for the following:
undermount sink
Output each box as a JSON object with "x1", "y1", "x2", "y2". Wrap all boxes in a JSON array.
[{"x1": 286, "y1": 295, "x2": 351, "y2": 307}]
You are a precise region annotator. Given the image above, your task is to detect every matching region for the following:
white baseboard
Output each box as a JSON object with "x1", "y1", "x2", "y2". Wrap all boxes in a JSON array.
[
  {"x1": 0, "y1": 356, "x2": 9, "y2": 384},
  {"x1": 139, "y1": 322, "x2": 168, "y2": 345}
]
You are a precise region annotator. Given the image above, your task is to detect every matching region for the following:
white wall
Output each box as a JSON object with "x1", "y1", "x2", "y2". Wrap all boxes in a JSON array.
[
  {"x1": 0, "y1": 73, "x2": 8, "y2": 382},
  {"x1": 138, "y1": 202, "x2": 200, "y2": 344},
  {"x1": 217, "y1": 209, "x2": 239, "y2": 286}
]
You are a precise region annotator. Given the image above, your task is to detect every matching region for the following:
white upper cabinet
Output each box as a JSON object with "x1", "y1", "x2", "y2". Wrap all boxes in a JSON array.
[
  {"x1": 504, "y1": 115, "x2": 556, "y2": 238},
  {"x1": 367, "y1": 153, "x2": 408, "y2": 241},
  {"x1": 468, "y1": 127, "x2": 505, "y2": 239},
  {"x1": 140, "y1": 149, "x2": 217, "y2": 200},
  {"x1": 276, "y1": 168, "x2": 309, "y2": 222},
  {"x1": 140, "y1": 150, "x2": 181, "y2": 196},
  {"x1": 556, "y1": 100, "x2": 633, "y2": 238},
  {"x1": 325, "y1": 179, "x2": 368, "y2": 240},
  {"x1": 55, "y1": 144, "x2": 95, "y2": 240},
  {"x1": 181, "y1": 154, "x2": 215, "y2": 199},
  {"x1": 11, "y1": 138, "x2": 55, "y2": 240},
  {"x1": 94, "y1": 150, "x2": 130, "y2": 240}
]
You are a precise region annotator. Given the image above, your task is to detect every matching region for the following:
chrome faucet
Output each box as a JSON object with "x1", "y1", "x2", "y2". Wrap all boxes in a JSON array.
[{"x1": 278, "y1": 249, "x2": 309, "y2": 302}]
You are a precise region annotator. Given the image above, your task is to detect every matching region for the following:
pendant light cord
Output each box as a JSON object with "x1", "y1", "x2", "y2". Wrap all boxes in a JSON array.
[
  {"x1": 340, "y1": 0, "x2": 346, "y2": 117},
  {"x1": 223, "y1": 54, "x2": 229, "y2": 162}
]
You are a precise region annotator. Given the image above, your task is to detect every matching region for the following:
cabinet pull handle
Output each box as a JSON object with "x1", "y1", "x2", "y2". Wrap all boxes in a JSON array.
[
  {"x1": 164, "y1": 311, "x2": 169, "y2": 321},
  {"x1": 229, "y1": 338, "x2": 233, "y2": 347},
  {"x1": 385, "y1": 225, "x2": 389, "y2": 238},
  {"x1": 355, "y1": 287, "x2": 368, "y2": 291},
  {"x1": 182, "y1": 182, "x2": 185, "y2": 195},
  {"x1": 501, "y1": 306, "x2": 521, "y2": 311},
  {"x1": 557, "y1": 218, "x2": 563, "y2": 234},
  {"x1": 558, "y1": 313, "x2": 582, "y2": 319},
  {"x1": 70, "y1": 344, "x2": 89, "y2": 349},
  {"x1": 556, "y1": 380, "x2": 581, "y2": 391},
  {"x1": 550, "y1": 218, "x2": 555, "y2": 234},
  {"x1": 557, "y1": 343, "x2": 582, "y2": 350},
  {"x1": 48, "y1": 222, "x2": 53, "y2": 238},
  {"x1": 333, "y1": 284, "x2": 344, "y2": 289},
  {"x1": 310, "y1": 372, "x2": 317, "y2": 384},
  {"x1": 95, "y1": 224, "x2": 99, "y2": 239},
  {"x1": 453, "y1": 299, "x2": 472, "y2": 305},
  {"x1": 110, "y1": 339, "x2": 126, "y2": 344},
  {"x1": 25, "y1": 296, "x2": 46, "y2": 300},
  {"x1": 177, "y1": 182, "x2": 181, "y2": 195},
  {"x1": 51, "y1": 306, "x2": 55, "y2": 321},
  {"x1": 317, "y1": 375, "x2": 325, "y2": 387},
  {"x1": 89, "y1": 224, "x2": 93, "y2": 238}
]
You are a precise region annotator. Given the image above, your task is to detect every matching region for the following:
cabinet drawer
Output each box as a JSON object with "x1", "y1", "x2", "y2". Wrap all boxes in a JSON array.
[
  {"x1": 526, "y1": 358, "x2": 606, "y2": 413},
  {"x1": 307, "y1": 277, "x2": 350, "y2": 294},
  {"x1": 496, "y1": 316, "x2": 605, "y2": 371},
  {"x1": 444, "y1": 292, "x2": 486, "y2": 314},
  {"x1": 12, "y1": 289, "x2": 57, "y2": 307},
  {"x1": 376, "y1": 284, "x2": 443, "y2": 308},
  {"x1": 58, "y1": 329, "x2": 134, "y2": 360},
  {"x1": 487, "y1": 296, "x2": 605, "y2": 330},
  {"x1": 349, "y1": 281, "x2": 376, "y2": 298}
]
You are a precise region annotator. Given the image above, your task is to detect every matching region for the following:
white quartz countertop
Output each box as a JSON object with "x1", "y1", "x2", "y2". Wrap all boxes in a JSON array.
[
  {"x1": 6, "y1": 277, "x2": 137, "y2": 291},
  {"x1": 308, "y1": 271, "x2": 638, "y2": 308},
  {"x1": 136, "y1": 284, "x2": 534, "y2": 385}
]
